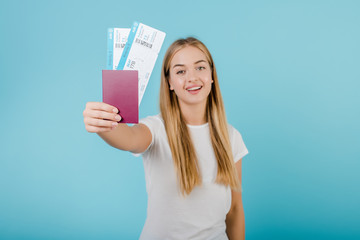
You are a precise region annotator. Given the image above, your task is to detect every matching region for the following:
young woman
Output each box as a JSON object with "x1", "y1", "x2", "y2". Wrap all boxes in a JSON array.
[{"x1": 83, "y1": 37, "x2": 248, "y2": 240}]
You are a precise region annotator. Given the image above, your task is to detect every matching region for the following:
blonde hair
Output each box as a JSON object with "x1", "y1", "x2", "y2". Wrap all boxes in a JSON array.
[{"x1": 160, "y1": 37, "x2": 240, "y2": 196}]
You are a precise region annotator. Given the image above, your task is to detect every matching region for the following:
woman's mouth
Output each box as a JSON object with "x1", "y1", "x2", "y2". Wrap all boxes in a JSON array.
[{"x1": 186, "y1": 86, "x2": 202, "y2": 94}]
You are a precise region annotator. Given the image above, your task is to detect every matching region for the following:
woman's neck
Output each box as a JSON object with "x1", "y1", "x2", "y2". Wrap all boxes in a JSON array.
[{"x1": 179, "y1": 101, "x2": 207, "y2": 125}]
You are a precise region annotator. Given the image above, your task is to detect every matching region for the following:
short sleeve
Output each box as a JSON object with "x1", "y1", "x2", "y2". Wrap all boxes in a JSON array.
[
  {"x1": 132, "y1": 115, "x2": 161, "y2": 157},
  {"x1": 228, "y1": 125, "x2": 249, "y2": 163}
]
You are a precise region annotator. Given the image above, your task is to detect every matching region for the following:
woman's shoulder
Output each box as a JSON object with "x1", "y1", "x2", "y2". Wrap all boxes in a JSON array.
[
  {"x1": 226, "y1": 123, "x2": 246, "y2": 144},
  {"x1": 227, "y1": 123, "x2": 240, "y2": 135},
  {"x1": 226, "y1": 122, "x2": 249, "y2": 160},
  {"x1": 139, "y1": 113, "x2": 164, "y2": 130},
  {"x1": 140, "y1": 113, "x2": 163, "y2": 122}
]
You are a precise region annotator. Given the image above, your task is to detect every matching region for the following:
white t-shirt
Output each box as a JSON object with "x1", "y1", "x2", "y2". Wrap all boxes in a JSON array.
[{"x1": 135, "y1": 114, "x2": 249, "y2": 240}]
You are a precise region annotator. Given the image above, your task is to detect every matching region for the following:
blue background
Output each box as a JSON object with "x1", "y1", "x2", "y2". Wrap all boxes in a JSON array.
[{"x1": 1, "y1": 0, "x2": 359, "y2": 239}]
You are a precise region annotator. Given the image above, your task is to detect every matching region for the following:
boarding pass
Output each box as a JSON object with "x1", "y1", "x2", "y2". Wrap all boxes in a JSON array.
[
  {"x1": 106, "y1": 28, "x2": 130, "y2": 70},
  {"x1": 117, "y1": 22, "x2": 166, "y2": 105}
]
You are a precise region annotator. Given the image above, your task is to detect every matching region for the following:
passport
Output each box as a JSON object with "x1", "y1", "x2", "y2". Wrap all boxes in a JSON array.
[{"x1": 102, "y1": 70, "x2": 138, "y2": 123}]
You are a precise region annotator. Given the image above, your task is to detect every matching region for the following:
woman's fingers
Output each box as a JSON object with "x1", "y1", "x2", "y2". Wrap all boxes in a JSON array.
[
  {"x1": 86, "y1": 102, "x2": 118, "y2": 113},
  {"x1": 83, "y1": 102, "x2": 122, "y2": 133},
  {"x1": 84, "y1": 109, "x2": 122, "y2": 122},
  {"x1": 84, "y1": 117, "x2": 119, "y2": 128}
]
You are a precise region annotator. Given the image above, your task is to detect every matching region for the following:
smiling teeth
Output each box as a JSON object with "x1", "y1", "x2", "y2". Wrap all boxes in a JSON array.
[{"x1": 187, "y1": 86, "x2": 201, "y2": 91}]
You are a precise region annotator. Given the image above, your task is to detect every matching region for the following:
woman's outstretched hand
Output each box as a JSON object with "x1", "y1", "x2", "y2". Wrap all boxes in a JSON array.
[{"x1": 83, "y1": 102, "x2": 122, "y2": 133}]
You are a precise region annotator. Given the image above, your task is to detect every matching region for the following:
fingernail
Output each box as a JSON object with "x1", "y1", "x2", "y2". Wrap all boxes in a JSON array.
[
  {"x1": 113, "y1": 108, "x2": 118, "y2": 113},
  {"x1": 112, "y1": 122, "x2": 118, "y2": 126},
  {"x1": 115, "y1": 115, "x2": 121, "y2": 121}
]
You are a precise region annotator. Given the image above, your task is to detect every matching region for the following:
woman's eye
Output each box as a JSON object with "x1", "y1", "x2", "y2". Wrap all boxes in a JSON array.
[
  {"x1": 176, "y1": 70, "x2": 185, "y2": 74},
  {"x1": 197, "y1": 66, "x2": 205, "y2": 70}
]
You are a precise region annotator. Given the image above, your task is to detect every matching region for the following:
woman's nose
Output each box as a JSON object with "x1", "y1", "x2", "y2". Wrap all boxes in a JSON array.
[{"x1": 186, "y1": 69, "x2": 198, "y2": 82}]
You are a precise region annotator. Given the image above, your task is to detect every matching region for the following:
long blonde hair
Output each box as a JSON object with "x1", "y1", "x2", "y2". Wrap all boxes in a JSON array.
[{"x1": 160, "y1": 37, "x2": 240, "y2": 196}]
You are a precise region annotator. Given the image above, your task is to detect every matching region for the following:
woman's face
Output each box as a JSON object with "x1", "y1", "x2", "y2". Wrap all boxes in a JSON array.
[{"x1": 169, "y1": 46, "x2": 213, "y2": 108}]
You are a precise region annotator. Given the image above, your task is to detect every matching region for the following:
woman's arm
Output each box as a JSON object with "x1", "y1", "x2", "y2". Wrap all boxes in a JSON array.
[
  {"x1": 83, "y1": 102, "x2": 152, "y2": 153},
  {"x1": 98, "y1": 122, "x2": 151, "y2": 153},
  {"x1": 226, "y1": 159, "x2": 245, "y2": 240}
]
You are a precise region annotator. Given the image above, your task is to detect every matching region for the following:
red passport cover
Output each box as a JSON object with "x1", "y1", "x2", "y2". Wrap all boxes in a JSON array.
[{"x1": 102, "y1": 70, "x2": 138, "y2": 123}]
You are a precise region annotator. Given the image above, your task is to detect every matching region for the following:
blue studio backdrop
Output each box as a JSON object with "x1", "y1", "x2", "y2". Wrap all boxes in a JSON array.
[{"x1": 0, "y1": 0, "x2": 359, "y2": 239}]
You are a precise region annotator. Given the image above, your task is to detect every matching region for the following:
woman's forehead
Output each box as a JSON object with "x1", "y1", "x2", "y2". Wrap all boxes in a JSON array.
[{"x1": 170, "y1": 46, "x2": 208, "y2": 66}]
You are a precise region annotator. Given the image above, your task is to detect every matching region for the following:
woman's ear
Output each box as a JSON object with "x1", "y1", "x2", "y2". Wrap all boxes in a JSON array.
[{"x1": 169, "y1": 78, "x2": 174, "y2": 90}]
